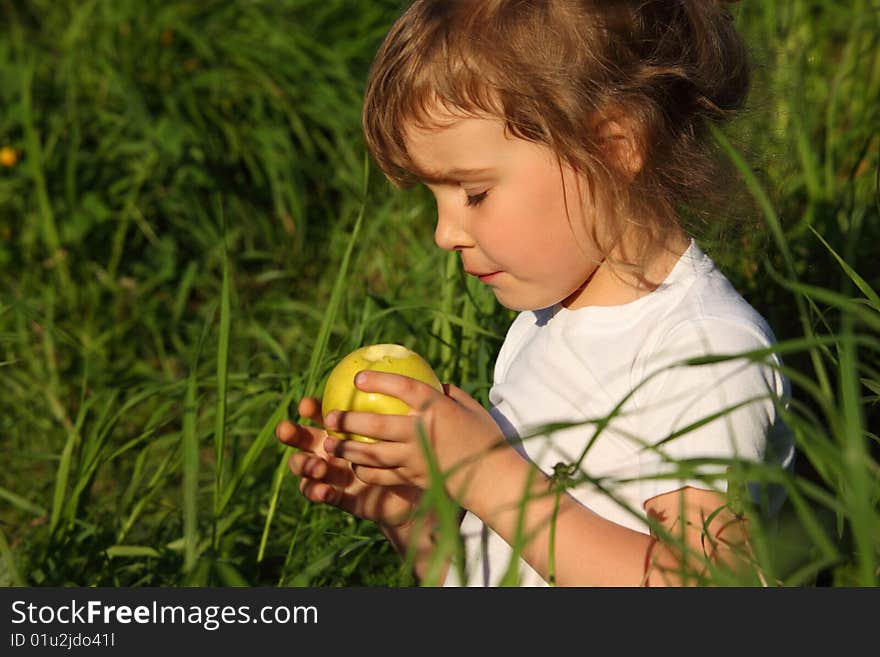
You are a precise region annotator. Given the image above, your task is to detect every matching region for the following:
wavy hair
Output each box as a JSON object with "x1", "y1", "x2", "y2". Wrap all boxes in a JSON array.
[{"x1": 363, "y1": 0, "x2": 751, "y2": 264}]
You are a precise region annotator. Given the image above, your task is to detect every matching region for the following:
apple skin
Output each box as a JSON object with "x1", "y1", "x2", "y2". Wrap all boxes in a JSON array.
[{"x1": 321, "y1": 343, "x2": 443, "y2": 443}]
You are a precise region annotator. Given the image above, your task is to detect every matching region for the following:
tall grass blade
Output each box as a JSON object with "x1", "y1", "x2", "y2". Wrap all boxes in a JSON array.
[
  {"x1": 0, "y1": 527, "x2": 24, "y2": 587},
  {"x1": 838, "y1": 312, "x2": 877, "y2": 584},
  {"x1": 106, "y1": 545, "x2": 161, "y2": 559},
  {"x1": 47, "y1": 393, "x2": 96, "y2": 537},
  {"x1": 14, "y1": 46, "x2": 71, "y2": 298},
  {"x1": 808, "y1": 226, "x2": 880, "y2": 310},
  {"x1": 182, "y1": 365, "x2": 200, "y2": 573},
  {"x1": 213, "y1": 200, "x2": 232, "y2": 539},
  {"x1": 710, "y1": 124, "x2": 834, "y2": 401},
  {"x1": 257, "y1": 152, "x2": 371, "y2": 562},
  {"x1": 0, "y1": 486, "x2": 47, "y2": 517}
]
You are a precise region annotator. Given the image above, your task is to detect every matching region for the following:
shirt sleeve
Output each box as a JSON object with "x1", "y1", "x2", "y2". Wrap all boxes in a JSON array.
[{"x1": 629, "y1": 317, "x2": 791, "y2": 505}]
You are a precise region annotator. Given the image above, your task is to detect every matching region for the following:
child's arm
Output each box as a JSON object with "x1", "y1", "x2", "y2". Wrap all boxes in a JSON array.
[
  {"x1": 322, "y1": 372, "x2": 753, "y2": 586},
  {"x1": 448, "y1": 449, "x2": 749, "y2": 585}
]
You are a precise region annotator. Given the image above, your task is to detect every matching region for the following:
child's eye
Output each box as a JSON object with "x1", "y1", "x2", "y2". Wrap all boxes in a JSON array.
[{"x1": 465, "y1": 191, "x2": 488, "y2": 207}]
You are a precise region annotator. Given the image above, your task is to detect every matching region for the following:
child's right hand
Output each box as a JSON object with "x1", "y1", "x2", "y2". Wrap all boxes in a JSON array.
[{"x1": 275, "y1": 397, "x2": 422, "y2": 527}]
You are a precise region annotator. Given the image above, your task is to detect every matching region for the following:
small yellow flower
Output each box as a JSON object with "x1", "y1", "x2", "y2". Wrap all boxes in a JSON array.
[{"x1": 0, "y1": 147, "x2": 18, "y2": 168}]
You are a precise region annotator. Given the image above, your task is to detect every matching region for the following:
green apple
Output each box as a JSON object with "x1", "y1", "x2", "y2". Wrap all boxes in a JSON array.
[{"x1": 321, "y1": 343, "x2": 443, "y2": 443}]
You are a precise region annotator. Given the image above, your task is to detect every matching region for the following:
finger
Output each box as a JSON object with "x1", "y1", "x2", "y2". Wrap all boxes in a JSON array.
[
  {"x1": 443, "y1": 383, "x2": 485, "y2": 412},
  {"x1": 324, "y1": 409, "x2": 420, "y2": 444},
  {"x1": 297, "y1": 397, "x2": 323, "y2": 424},
  {"x1": 299, "y1": 477, "x2": 341, "y2": 505},
  {"x1": 322, "y1": 433, "x2": 406, "y2": 468},
  {"x1": 354, "y1": 370, "x2": 442, "y2": 413},
  {"x1": 276, "y1": 419, "x2": 328, "y2": 452},
  {"x1": 287, "y1": 452, "x2": 356, "y2": 489},
  {"x1": 299, "y1": 478, "x2": 413, "y2": 526},
  {"x1": 352, "y1": 464, "x2": 411, "y2": 488},
  {"x1": 288, "y1": 451, "x2": 326, "y2": 478}
]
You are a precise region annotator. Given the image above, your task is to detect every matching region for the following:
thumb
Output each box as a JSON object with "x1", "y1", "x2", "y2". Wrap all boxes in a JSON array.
[{"x1": 443, "y1": 383, "x2": 485, "y2": 412}]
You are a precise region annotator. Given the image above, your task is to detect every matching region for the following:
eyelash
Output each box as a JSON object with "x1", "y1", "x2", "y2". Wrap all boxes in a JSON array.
[{"x1": 465, "y1": 191, "x2": 488, "y2": 207}]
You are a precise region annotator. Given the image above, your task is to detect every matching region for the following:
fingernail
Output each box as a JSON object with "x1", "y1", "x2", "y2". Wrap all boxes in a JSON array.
[{"x1": 355, "y1": 371, "x2": 367, "y2": 386}]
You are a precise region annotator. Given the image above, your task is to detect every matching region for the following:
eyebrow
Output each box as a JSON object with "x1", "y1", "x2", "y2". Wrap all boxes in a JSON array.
[{"x1": 415, "y1": 167, "x2": 496, "y2": 184}]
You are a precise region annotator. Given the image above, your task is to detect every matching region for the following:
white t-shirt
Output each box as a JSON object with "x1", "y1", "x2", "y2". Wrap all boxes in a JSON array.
[{"x1": 443, "y1": 239, "x2": 795, "y2": 587}]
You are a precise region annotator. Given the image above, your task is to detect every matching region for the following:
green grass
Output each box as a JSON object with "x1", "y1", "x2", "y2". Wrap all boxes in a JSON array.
[{"x1": 0, "y1": 0, "x2": 877, "y2": 587}]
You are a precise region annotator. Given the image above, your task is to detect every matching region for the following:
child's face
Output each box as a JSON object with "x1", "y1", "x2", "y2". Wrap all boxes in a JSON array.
[{"x1": 404, "y1": 110, "x2": 604, "y2": 311}]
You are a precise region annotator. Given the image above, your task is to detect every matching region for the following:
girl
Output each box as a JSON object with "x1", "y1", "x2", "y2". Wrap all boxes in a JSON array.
[{"x1": 275, "y1": 0, "x2": 795, "y2": 586}]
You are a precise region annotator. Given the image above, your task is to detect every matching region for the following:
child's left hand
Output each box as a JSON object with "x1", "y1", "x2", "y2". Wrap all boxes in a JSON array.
[{"x1": 322, "y1": 370, "x2": 503, "y2": 500}]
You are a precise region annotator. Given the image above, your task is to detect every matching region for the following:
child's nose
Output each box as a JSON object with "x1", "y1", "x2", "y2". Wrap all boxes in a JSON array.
[{"x1": 433, "y1": 203, "x2": 473, "y2": 252}]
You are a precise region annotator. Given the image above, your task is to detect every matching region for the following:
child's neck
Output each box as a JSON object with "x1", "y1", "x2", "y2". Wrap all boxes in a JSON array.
[{"x1": 562, "y1": 229, "x2": 691, "y2": 310}]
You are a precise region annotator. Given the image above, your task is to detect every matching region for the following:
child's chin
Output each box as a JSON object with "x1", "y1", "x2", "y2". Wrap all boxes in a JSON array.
[{"x1": 494, "y1": 293, "x2": 552, "y2": 313}]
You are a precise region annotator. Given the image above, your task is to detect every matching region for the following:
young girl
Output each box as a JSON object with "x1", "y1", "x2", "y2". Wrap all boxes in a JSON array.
[{"x1": 275, "y1": 0, "x2": 795, "y2": 586}]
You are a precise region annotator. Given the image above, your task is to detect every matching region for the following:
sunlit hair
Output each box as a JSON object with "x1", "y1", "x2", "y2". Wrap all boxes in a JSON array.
[{"x1": 362, "y1": 0, "x2": 751, "y2": 266}]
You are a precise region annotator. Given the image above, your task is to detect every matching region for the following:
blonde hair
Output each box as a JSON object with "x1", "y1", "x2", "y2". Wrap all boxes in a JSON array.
[{"x1": 363, "y1": 0, "x2": 750, "y2": 263}]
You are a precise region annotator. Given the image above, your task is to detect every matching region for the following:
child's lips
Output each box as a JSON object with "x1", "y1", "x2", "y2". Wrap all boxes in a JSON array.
[{"x1": 467, "y1": 270, "x2": 501, "y2": 283}]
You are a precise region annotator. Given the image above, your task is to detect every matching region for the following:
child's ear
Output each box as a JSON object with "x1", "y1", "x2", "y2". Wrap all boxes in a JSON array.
[{"x1": 594, "y1": 113, "x2": 644, "y2": 180}]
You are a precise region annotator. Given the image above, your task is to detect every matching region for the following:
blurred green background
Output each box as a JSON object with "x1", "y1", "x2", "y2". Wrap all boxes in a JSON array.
[{"x1": 0, "y1": 1, "x2": 877, "y2": 587}]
